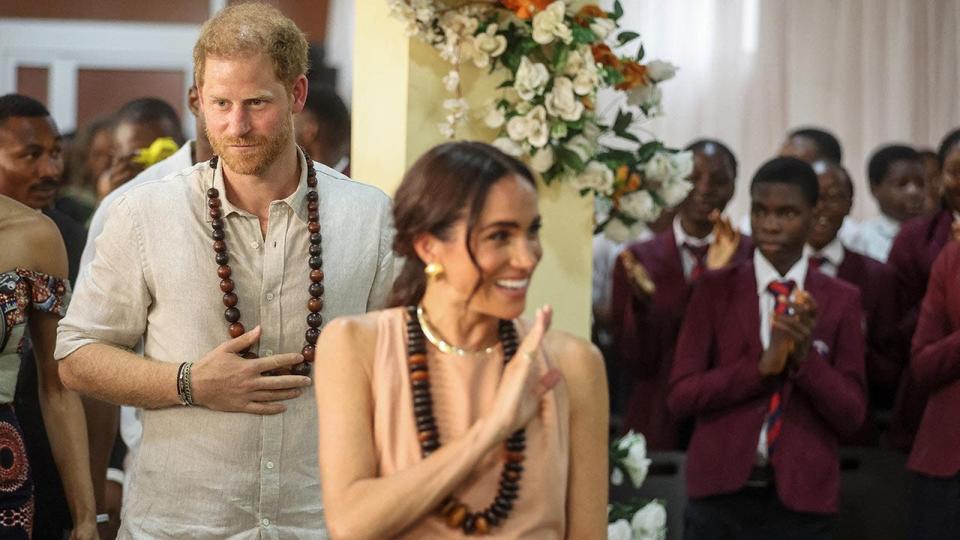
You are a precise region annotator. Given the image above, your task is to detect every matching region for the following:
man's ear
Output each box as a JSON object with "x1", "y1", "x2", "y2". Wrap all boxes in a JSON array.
[{"x1": 291, "y1": 75, "x2": 308, "y2": 114}]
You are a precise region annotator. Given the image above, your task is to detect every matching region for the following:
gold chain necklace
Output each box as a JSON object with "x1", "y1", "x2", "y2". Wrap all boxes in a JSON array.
[{"x1": 416, "y1": 305, "x2": 498, "y2": 357}]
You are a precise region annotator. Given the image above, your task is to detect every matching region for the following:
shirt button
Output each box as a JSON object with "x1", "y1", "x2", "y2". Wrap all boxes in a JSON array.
[
  {"x1": 261, "y1": 518, "x2": 270, "y2": 527},
  {"x1": 265, "y1": 292, "x2": 275, "y2": 301},
  {"x1": 264, "y1": 349, "x2": 274, "y2": 356},
  {"x1": 266, "y1": 461, "x2": 274, "y2": 469},
  {"x1": 251, "y1": 241, "x2": 260, "y2": 249}
]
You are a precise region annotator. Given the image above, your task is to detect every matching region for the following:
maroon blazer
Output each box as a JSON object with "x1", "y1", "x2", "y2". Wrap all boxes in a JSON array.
[
  {"x1": 668, "y1": 262, "x2": 866, "y2": 514},
  {"x1": 907, "y1": 241, "x2": 960, "y2": 477},
  {"x1": 836, "y1": 248, "x2": 901, "y2": 407},
  {"x1": 610, "y1": 228, "x2": 752, "y2": 450},
  {"x1": 888, "y1": 209, "x2": 955, "y2": 449}
]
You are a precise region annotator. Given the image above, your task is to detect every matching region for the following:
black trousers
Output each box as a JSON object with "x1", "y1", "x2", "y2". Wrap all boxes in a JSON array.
[
  {"x1": 684, "y1": 486, "x2": 833, "y2": 540},
  {"x1": 908, "y1": 471, "x2": 960, "y2": 540}
]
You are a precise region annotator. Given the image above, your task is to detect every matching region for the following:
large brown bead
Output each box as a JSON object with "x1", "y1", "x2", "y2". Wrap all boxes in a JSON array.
[
  {"x1": 217, "y1": 265, "x2": 232, "y2": 279},
  {"x1": 307, "y1": 312, "x2": 323, "y2": 328},
  {"x1": 220, "y1": 279, "x2": 235, "y2": 293},
  {"x1": 206, "y1": 188, "x2": 219, "y2": 198},
  {"x1": 301, "y1": 345, "x2": 315, "y2": 363},
  {"x1": 308, "y1": 297, "x2": 323, "y2": 313},
  {"x1": 308, "y1": 222, "x2": 320, "y2": 234},
  {"x1": 213, "y1": 240, "x2": 226, "y2": 253},
  {"x1": 307, "y1": 200, "x2": 318, "y2": 212},
  {"x1": 310, "y1": 269, "x2": 324, "y2": 282},
  {"x1": 224, "y1": 307, "x2": 241, "y2": 323},
  {"x1": 228, "y1": 322, "x2": 245, "y2": 338},
  {"x1": 474, "y1": 515, "x2": 489, "y2": 535},
  {"x1": 215, "y1": 252, "x2": 229, "y2": 266},
  {"x1": 305, "y1": 327, "x2": 320, "y2": 345},
  {"x1": 207, "y1": 197, "x2": 221, "y2": 208},
  {"x1": 222, "y1": 292, "x2": 238, "y2": 307},
  {"x1": 291, "y1": 362, "x2": 312, "y2": 376},
  {"x1": 209, "y1": 208, "x2": 222, "y2": 219},
  {"x1": 445, "y1": 504, "x2": 467, "y2": 529}
]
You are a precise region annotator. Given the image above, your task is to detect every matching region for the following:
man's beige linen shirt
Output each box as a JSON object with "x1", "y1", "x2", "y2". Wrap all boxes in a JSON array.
[{"x1": 56, "y1": 150, "x2": 395, "y2": 539}]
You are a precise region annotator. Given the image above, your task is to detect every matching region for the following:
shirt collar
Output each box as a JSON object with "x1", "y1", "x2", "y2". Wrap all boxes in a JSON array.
[
  {"x1": 204, "y1": 148, "x2": 311, "y2": 223},
  {"x1": 875, "y1": 213, "x2": 901, "y2": 238},
  {"x1": 810, "y1": 236, "x2": 845, "y2": 267},
  {"x1": 754, "y1": 244, "x2": 811, "y2": 295},
  {"x1": 673, "y1": 215, "x2": 714, "y2": 249}
]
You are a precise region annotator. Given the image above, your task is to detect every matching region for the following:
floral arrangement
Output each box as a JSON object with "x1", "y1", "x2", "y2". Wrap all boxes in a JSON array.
[
  {"x1": 388, "y1": 0, "x2": 692, "y2": 239},
  {"x1": 608, "y1": 431, "x2": 667, "y2": 540}
]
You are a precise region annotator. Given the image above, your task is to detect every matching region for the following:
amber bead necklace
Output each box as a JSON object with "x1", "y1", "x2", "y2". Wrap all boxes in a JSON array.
[
  {"x1": 206, "y1": 149, "x2": 323, "y2": 376},
  {"x1": 405, "y1": 305, "x2": 526, "y2": 535}
]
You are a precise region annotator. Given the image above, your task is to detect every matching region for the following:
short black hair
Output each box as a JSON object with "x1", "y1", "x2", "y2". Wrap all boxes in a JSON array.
[
  {"x1": 937, "y1": 128, "x2": 960, "y2": 167},
  {"x1": 751, "y1": 156, "x2": 819, "y2": 206},
  {"x1": 114, "y1": 97, "x2": 184, "y2": 143},
  {"x1": 867, "y1": 144, "x2": 921, "y2": 186},
  {"x1": 0, "y1": 93, "x2": 50, "y2": 126},
  {"x1": 302, "y1": 86, "x2": 349, "y2": 145},
  {"x1": 685, "y1": 138, "x2": 738, "y2": 178},
  {"x1": 814, "y1": 159, "x2": 854, "y2": 200},
  {"x1": 788, "y1": 127, "x2": 843, "y2": 164}
]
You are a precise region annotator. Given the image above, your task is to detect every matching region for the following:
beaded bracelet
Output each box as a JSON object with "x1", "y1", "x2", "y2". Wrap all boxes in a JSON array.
[{"x1": 177, "y1": 362, "x2": 195, "y2": 406}]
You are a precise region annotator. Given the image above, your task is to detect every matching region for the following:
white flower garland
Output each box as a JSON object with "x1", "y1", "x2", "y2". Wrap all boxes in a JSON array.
[{"x1": 389, "y1": 0, "x2": 690, "y2": 239}]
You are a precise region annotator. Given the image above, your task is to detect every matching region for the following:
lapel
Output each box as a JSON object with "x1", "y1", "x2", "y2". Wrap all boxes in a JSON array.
[
  {"x1": 661, "y1": 227, "x2": 686, "y2": 283},
  {"x1": 929, "y1": 209, "x2": 954, "y2": 263},
  {"x1": 803, "y1": 270, "x2": 831, "y2": 338},
  {"x1": 731, "y1": 261, "x2": 762, "y2": 360},
  {"x1": 837, "y1": 248, "x2": 863, "y2": 286}
]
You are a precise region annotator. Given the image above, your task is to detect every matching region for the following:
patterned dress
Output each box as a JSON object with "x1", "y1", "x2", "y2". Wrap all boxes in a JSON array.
[{"x1": 0, "y1": 269, "x2": 69, "y2": 539}]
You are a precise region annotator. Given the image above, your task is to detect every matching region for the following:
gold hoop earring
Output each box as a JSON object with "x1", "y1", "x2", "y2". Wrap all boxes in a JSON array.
[{"x1": 424, "y1": 262, "x2": 445, "y2": 280}]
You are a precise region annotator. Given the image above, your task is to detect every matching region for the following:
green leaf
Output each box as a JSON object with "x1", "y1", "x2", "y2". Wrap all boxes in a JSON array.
[
  {"x1": 497, "y1": 79, "x2": 514, "y2": 89},
  {"x1": 556, "y1": 146, "x2": 586, "y2": 173},
  {"x1": 613, "y1": 0, "x2": 624, "y2": 20},
  {"x1": 618, "y1": 131, "x2": 641, "y2": 143},
  {"x1": 637, "y1": 141, "x2": 663, "y2": 162},
  {"x1": 571, "y1": 25, "x2": 597, "y2": 45},
  {"x1": 519, "y1": 37, "x2": 539, "y2": 54},
  {"x1": 613, "y1": 110, "x2": 634, "y2": 133},
  {"x1": 596, "y1": 149, "x2": 635, "y2": 162},
  {"x1": 602, "y1": 66, "x2": 625, "y2": 86},
  {"x1": 553, "y1": 46, "x2": 569, "y2": 72},
  {"x1": 616, "y1": 31, "x2": 640, "y2": 46},
  {"x1": 636, "y1": 44, "x2": 645, "y2": 61}
]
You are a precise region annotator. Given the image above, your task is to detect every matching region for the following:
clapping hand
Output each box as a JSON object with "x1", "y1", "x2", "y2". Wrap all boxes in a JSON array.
[
  {"x1": 705, "y1": 210, "x2": 741, "y2": 270},
  {"x1": 486, "y1": 306, "x2": 563, "y2": 441}
]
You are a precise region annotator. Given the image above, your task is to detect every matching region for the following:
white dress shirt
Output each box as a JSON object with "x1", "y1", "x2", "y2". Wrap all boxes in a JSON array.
[
  {"x1": 842, "y1": 213, "x2": 900, "y2": 262},
  {"x1": 58, "y1": 148, "x2": 396, "y2": 539},
  {"x1": 753, "y1": 247, "x2": 810, "y2": 464},
  {"x1": 807, "y1": 237, "x2": 846, "y2": 278}
]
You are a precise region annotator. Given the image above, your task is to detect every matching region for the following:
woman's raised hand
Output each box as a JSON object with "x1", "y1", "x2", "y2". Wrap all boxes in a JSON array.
[{"x1": 486, "y1": 306, "x2": 563, "y2": 441}]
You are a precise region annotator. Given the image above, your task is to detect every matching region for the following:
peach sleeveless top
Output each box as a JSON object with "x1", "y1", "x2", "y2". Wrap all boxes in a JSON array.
[{"x1": 371, "y1": 308, "x2": 570, "y2": 539}]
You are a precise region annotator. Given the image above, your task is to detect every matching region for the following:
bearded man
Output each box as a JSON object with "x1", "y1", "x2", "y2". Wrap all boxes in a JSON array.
[{"x1": 55, "y1": 4, "x2": 395, "y2": 538}]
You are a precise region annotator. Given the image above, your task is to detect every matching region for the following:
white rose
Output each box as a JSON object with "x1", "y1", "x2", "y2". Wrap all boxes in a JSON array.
[
  {"x1": 545, "y1": 77, "x2": 584, "y2": 122},
  {"x1": 607, "y1": 519, "x2": 633, "y2": 540},
  {"x1": 631, "y1": 501, "x2": 668, "y2": 537},
  {"x1": 492, "y1": 137, "x2": 524, "y2": 157},
  {"x1": 565, "y1": 135, "x2": 595, "y2": 163},
  {"x1": 610, "y1": 466, "x2": 625, "y2": 486},
  {"x1": 563, "y1": 48, "x2": 585, "y2": 76},
  {"x1": 620, "y1": 190, "x2": 662, "y2": 223},
  {"x1": 526, "y1": 105, "x2": 549, "y2": 148},
  {"x1": 532, "y1": 2, "x2": 572, "y2": 45},
  {"x1": 646, "y1": 60, "x2": 678, "y2": 83},
  {"x1": 506, "y1": 115, "x2": 531, "y2": 142},
  {"x1": 442, "y1": 70, "x2": 460, "y2": 92},
  {"x1": 627, "y1": 82, "x2": 662, "y2": 110},
  {"x1": 530, "y1": 146, "x2": 555, "y2": 173},
  {"x1": 471, "y1": 25, "x2": 508, "y2": 68},
  {"x1": 573, "y1": 65, "x2": 600, "y2": 96},
  {"x1": 603, "y1": 217, "x2": 632, "y2": 244},
  {"x1": 443, "y1": 98, "x2": 468, "y2": 118},
  {"x1": 589, "y1": 17, "x2": 616, "y2": 39},
  {"x1": 514, "y1": 57, "x2": 550, "y2": 101},
  {"x1": 658, "y1": 177, "x2": 693, "y2": 208},
  {"x1": 644, "y1": 151, "x2": 674, "y2": 183},
  {"x1": 484, "y1": 106, "x2": 506, "y2": 129},
  {"x1": 671, "y1": 150, "x2": 694, "y2": 180},
  {"x1": 439, "y1": 11, "x2": 479, "y2": 38},
  {"x1": 575, "y1": 161, "x2": 614, "y2": 195}
]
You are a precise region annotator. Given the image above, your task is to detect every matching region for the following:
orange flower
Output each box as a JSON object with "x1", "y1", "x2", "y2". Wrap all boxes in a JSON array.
[
  {"x1": 591, "y1": 43, "x2": 620, "y2": 69},
  {"x1": 581, "y1": 95, "x2": 595, "y2": 110},
  {"x1": 616, "y1": 165, "x2": 630, "y2": 183},
  {"x1": 616, "y1": 61, "x2": 649, "y2": 90},
  {"x1": 500, "y1": 0, "x2": 552, "y2": 20},
  {"x1": 574, "y1": 5, "x2": 607, "y2": 26}
]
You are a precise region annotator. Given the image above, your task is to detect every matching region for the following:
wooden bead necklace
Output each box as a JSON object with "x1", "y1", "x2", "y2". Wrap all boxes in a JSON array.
[
  {"x1": 405, "y1": 305, "x2": 526, "y2": 535},
  {"x1": 206, "y1": 150, "x2": 323, "y2": 376}
]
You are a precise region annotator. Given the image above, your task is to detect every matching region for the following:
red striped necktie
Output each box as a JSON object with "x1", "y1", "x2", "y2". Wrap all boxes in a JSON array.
[
  {"x1": 808, "y1": 255, "x2": 828, "y2": 272},
  {"x1": 764, "y1": 279, "x2": 795, "y2": 455}
]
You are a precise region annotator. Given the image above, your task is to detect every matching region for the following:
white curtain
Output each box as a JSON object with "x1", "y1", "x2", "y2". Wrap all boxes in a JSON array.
[{"x1": 618, "y1": 0, "x2": 960, "y2": 222}]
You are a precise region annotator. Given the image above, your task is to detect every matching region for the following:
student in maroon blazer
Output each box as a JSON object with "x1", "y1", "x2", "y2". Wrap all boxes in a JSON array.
[
  {"x1": 888, "y1": 128, "x2": 960, "y2": 449},
  {"x1": 669, "y1": 157, "x2": 866, "y2": 538},
  {"x1": 807, "y1": 161, "x2": 900, "y2": 426},
  {"x1": 610, "y1": 139, "x2": 751, "y2": 450},
  {"x1": 906, "y1": 240, "x2": 960, "y2": 539}
]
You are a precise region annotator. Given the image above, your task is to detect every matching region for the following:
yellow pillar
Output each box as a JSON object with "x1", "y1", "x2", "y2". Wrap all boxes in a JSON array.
[{"x1": 353, "y1": 2, "x2": 593, "y2": 339}]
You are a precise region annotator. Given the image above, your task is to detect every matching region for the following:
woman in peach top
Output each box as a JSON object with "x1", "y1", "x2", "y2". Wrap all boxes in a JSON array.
[{"x1": 315, "y1": 142, "x2": 608, "y2": 539}]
